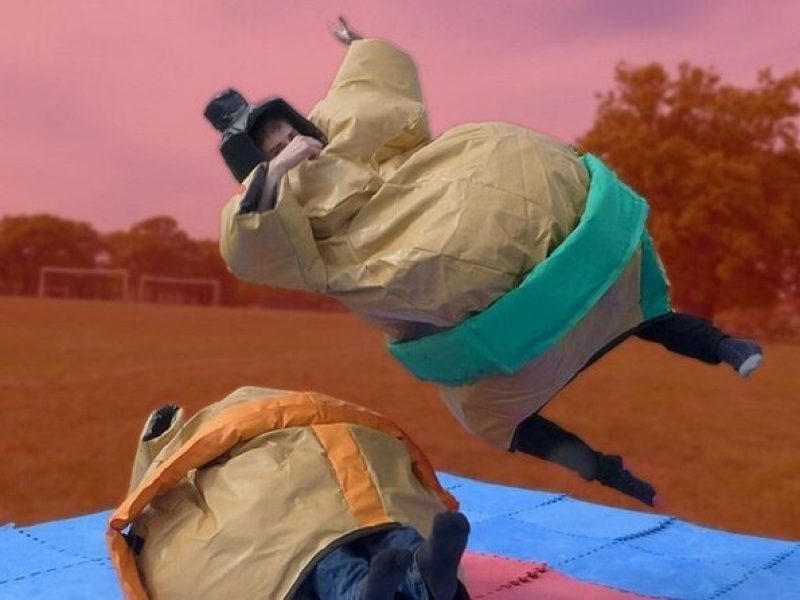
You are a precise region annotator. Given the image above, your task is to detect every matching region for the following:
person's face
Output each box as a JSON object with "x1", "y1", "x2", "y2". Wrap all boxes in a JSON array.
[{"x1": 261, "y1": 121, "x2": 298, "y2": 160}]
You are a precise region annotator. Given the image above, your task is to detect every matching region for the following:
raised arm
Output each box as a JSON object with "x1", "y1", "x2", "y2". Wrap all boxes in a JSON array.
[
  {"x1": 328, "y1": 16, "x2": 423, "y2": 102},
  {"x1": 329, "y1": 15, "x2": 362, "y2": 46},
  {"x1": 311, "y1": 17, "x2": 431, "y2": 164}
]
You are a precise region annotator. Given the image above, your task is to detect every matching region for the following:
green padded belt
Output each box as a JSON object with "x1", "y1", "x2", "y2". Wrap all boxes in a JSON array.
[{"x1": 387, "y1": 154, "x2": 671, "y2": 385}]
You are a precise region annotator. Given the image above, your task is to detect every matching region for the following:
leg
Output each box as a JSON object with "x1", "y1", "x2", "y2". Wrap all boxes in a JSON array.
[
  {"x1": 310, "y1": 543, "x2": 371, "y2": 600},
  {"x1": 415, "y1": 512, "x2": 471, "y2": 600},
  {"x1": 511, "y1": 413, "x2": 601, "y2": 479},
  {"x1": 635, "y1": 312, "x2": 725, "y2": 363},
  {"x1": 636, "y1": 312, "x2": 763, "y2": 376},
  {"x1": 310, "y1": 533, "x2": 413, "y2": 600},
  {"x1": 362, "y1": 549, "x2": 414, "y2": 600},
  {"x1": 358, "y1": 527, "x2": 427, "y2": 599},
  {"x1": 359, "y1": 518, "x2": 470, "y2": 600},
  {"x1": 511, "y1": 413, "x2": 657, "y2": 506}
]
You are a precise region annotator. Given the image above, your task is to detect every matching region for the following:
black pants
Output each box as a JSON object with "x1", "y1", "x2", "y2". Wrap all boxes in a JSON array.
[
  {"x1": 511, "y1": 311, "x2": 728, "y2": 462},
  {"x1": 577, "y1": 311, "x2": 725, "y2": 376}
]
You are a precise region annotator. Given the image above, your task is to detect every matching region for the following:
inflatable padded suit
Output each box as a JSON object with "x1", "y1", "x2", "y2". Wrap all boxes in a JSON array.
[
  {"x1": 220, "y1": 39, "x2": 590, "y2": 339},
  {"x1": 107, "y1": 387, "x2": 459, "y2": 600},
  {"x1": 220, "y1": 39, "x2": 670, "y2": 450}
]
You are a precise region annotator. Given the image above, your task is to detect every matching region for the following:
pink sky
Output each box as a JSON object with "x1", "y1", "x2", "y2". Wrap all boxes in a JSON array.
[{"x1": 1, "y1": 0, "x2": 798, "y2": 239}]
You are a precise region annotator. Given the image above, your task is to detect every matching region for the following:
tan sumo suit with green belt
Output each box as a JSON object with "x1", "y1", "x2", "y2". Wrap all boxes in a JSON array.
[{"x1": 219, "y1": 39, "x2": 665, "y2": 450}]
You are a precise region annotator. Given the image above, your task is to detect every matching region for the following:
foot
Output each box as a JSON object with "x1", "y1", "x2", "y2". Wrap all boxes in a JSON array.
[
  {"x1": 417, "y1": 512, "x2": 470, "y2": 600},
  {"x1": 362, "y1": 549, "x2": 412, "y2": 600},
  {"x1": 717, "y1": 337, "x2": 763, "y2": 378},
  {"x1": 595, "y1": 454, "x2": 657, "y2": 507}
]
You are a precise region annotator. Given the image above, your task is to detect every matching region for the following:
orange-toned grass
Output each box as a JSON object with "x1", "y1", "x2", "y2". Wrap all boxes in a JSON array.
[{"x1": 1, "y1": 296, "x2": 798, "y2": 539}]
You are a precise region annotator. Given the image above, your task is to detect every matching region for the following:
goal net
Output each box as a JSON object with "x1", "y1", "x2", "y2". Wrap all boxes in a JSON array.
[
  {"x1": 38, "y1": 267, "x2": 130, "y2": 300},
  {"x1": 138, "y1": 275, "x2": 221, "y2": 306}
]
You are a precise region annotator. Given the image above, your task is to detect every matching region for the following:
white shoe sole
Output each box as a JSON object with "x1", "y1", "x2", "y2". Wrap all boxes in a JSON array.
[{"x1": 738, "y1": 353, "x2": 763, "y2": 378}]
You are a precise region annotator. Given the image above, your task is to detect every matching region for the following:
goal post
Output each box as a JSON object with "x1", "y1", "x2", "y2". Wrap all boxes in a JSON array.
[
  {"x1": 138, "y1": 275, "x2": 221, "y2": 306},
  {"x1": 38, "y1": 267, "x2": 130, "y2": 300}
]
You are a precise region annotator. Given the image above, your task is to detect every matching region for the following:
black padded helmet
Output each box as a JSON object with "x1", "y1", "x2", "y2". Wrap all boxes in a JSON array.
[{"x1": 204, "y1": 88, "x2": 328, "y2": 182}]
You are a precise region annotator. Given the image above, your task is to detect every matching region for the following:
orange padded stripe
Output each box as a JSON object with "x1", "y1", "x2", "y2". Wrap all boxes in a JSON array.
[
  {"x1": 106, "y1": 529, "x2": 148, "y2": 600},
  {"x1": 107, "y1": 391, "x2": 458, "y2": 598},
  {"x1": 312, "y1": 423, "x2": 389, "y2": 527}
]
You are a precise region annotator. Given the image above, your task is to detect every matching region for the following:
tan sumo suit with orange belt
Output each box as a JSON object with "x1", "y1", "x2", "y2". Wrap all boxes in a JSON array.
[{"x1": 106, "y1": 386, "x2": 460, "y2": 599}]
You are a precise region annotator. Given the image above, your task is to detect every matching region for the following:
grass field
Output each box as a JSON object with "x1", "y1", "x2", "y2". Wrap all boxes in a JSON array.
[{"x1": 1, "y1": 296, "x2": 798, "y2": 539}]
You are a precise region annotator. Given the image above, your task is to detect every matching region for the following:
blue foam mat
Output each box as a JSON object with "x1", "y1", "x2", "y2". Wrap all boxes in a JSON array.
[
  {"x1": 449, "y1": 474, "x2": 799, "y2": 599},
  {"x1": 1, "y1": 473, "x2": 797, "y2": 600}
]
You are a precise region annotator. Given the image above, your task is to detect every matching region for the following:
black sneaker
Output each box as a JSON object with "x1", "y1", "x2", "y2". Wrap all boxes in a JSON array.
[
  {"x1": 717, "y1": 337, "x2": 763, "y2": 378},
  {"x1": 595, "y1": 454, "x2": 657, "y2": 507}
]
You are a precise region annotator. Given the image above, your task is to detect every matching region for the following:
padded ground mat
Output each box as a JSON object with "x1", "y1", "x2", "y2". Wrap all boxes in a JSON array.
[
  {"x1": 461, "y1": 552, "x2": 647, "y2": 598},
  {"x1": 1, "y1": 473, "x2": 798, "y2": 599}
]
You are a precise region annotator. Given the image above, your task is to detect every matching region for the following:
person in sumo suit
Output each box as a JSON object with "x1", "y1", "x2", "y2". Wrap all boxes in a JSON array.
[
  {"x1": 206, "y1": 17, "x2": 763, "y2": 508},
  {"x1": 107, "y1": 386, "x2": 471, "y2": 600}
]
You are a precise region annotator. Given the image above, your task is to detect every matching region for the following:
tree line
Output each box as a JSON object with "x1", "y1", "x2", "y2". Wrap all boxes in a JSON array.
[
  {"x1": 1, "y1": 62, "x2": 798, "y2": 329},
  {"x1": 0, "y1": 213, "x2": 343, "y2": 311}
]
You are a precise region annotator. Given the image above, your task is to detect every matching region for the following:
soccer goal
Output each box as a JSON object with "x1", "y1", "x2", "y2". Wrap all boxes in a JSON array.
[
  {"x1": 137, "y1": 275, "x2": 221, "y2": 306},
  {"x1": 38, "y1": 267, "x2": 130, "y2": 300}
]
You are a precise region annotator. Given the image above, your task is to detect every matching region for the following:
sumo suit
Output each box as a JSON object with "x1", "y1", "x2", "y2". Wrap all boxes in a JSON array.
[
  {"x1": 107, "y1": 387, "x2": 469, "y2": 599},
  {"x1": 211, "y1": 39, "x2": 729, "y2": 504}
]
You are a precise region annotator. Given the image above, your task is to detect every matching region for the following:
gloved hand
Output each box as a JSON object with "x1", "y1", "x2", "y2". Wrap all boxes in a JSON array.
[
  {"x1": 329, "y1": 16, "x2": 362, "y2": 45},
  {"x1": 593, "y1": 453, "x2": 657, "y2": 507}
]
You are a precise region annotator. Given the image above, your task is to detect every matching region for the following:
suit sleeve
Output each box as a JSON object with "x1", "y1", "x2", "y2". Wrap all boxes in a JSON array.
[
  {"x1": 277, "y1": 39, "x2": 431, "y2": 239},
  {"x1": 310, "y1": 39, "x2": 432, "y2": 164},
  {"x1": 219, "y1": 164, "x2": 328, "y2": 293}
]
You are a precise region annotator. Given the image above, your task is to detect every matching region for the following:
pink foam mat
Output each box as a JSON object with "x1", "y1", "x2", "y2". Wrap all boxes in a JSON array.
[{"x1": 462, "y1": 551, "x2": 650, "y2": 599}]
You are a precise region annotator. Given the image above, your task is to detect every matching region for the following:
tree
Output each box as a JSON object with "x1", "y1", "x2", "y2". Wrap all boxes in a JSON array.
[
  {"x1": 0, "y1": 214, "x2": 103, "y2": 294},
  {"x1": 194, "y1": 238, "x2": 239, "y2": 304},
  {"x1": 0, "y1": 212, "x2": 346, "y2": 310},
  {"x1": 578, "y1": 63, "x2": 800, "y2": 318},
  {"x1": 105, "y1": 216, "x2": 202, "y2": 287}
]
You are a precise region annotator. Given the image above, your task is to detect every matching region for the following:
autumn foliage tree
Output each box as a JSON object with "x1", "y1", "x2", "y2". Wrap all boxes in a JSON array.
[
  {"x1": 0, "y1": 214, "x2": 103, "y2": 294},
  {"x1": 0, "y1": 213, "x2": 342, "y2": 310},
  {"x1": 102, "y1": 216, "x2": 340, "y2": 308},
  {"x1": 579, "y1": 63, "x2": 800, "y2": 319},
  {"x1": 104, "y1": 216, "x2": 203, "y2": 283}
]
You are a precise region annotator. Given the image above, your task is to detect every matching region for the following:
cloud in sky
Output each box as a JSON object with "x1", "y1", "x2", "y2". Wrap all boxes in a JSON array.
[{"x1": 1, "y1": 0, "x2": 797, "y2": 237}]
